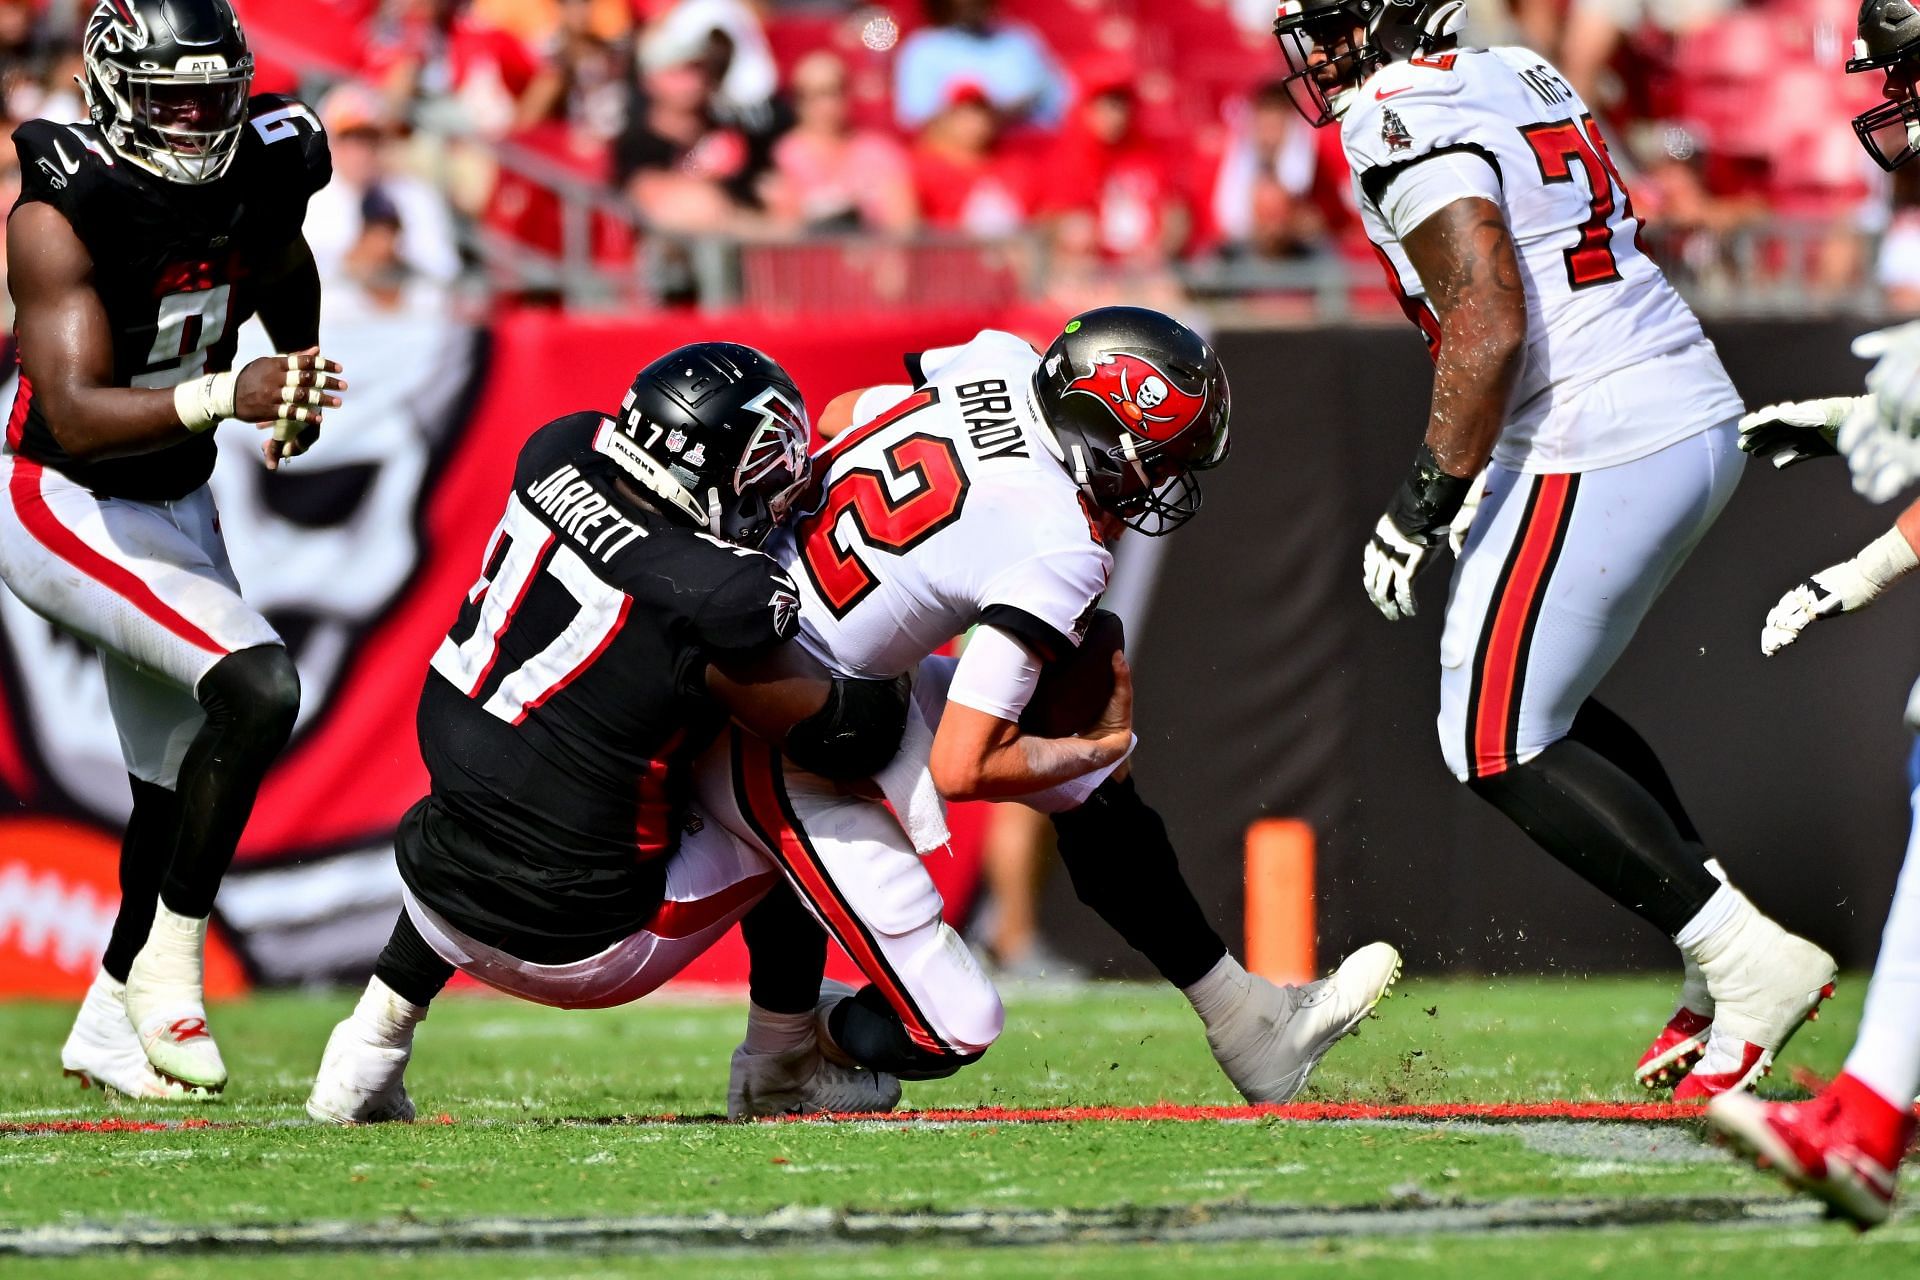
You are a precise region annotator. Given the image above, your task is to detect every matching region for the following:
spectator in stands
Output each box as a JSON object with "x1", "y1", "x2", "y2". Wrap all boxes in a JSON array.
[
  {"x1": 365, "y1": 0, "x2": 541, "y2": 139},
  {"x1": 909, "y1": 81, "x2": 1033, "y2": 237},
  {"x1": 1039, "y1": 63, "x2": 1189, "y2": 264},
  {"x1": 0, "y1": 105, "x2": 17, "y2": 334},
  {"x1": 767, "y1": 50, "x2": 917, "y2": 235},
  {"x1": 1210, "y1": 80, "x2": 1342, "y2": 260},
  {"x1": 305, "y1": 85, "x2": 463, "y2": 290},
  {"x1": 1559, "y1": 0, "x2": 1735, "y2": 122},
  {"x1": 894, "y1": 0, "x2": 1069, "y2": 132},
  {"x1": 517, "y1": 0, "x2": 632, "y2": 146},
  {"x1": 641, "y1": 0, "x2": 779, "y2": 122},
  {"x1": 615, "y1": 26, "x2": 784, "y2": 234}
]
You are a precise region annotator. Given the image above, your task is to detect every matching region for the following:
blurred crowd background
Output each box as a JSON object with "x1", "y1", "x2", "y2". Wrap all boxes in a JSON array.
[{"x1": 0, "y1": 0, "x2": 1908, "y2": 323}]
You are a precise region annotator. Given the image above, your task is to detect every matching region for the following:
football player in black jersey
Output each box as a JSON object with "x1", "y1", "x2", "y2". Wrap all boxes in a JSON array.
[
  {"x1": 0, "y1": 0, "x2": 344, "y2": 1098},
  {"x1": 307, "y1": 343, "x2": 912, "y2": 1124}
]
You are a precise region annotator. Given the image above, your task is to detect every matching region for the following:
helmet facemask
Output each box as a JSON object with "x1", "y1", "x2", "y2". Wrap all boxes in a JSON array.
[
  {"x1": 1273, "y1": 3, "x2": 1379, "y2": 126},
  {"x1": 1059, "y1": 391, "x2": 1231, "y2": 537},
  {"x1": 718, "y1": 390, "x2": 812, "y2": 548},
  {"x1": 83, "y1": 5, "x2": 253, "y2": 185},
  {"x1": 1847, "y1": 5, "x2": 1920, "y2": 170}
]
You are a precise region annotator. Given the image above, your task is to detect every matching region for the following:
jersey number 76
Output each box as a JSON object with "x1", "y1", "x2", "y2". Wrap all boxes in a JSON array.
[{"x1": 1519, "y1": 114, "x2": 1640, "y2": 291}]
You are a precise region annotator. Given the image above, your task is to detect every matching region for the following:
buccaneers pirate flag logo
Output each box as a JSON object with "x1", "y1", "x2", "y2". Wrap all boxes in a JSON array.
[{"x1": 1062, "y1": 353, "x2": 1209, "y2": 442}]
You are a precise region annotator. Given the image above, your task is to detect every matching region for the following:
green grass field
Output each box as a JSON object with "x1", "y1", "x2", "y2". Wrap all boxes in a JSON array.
[{"x1": 2, "y1": 976, "x2": 1912, "y2": 1277}]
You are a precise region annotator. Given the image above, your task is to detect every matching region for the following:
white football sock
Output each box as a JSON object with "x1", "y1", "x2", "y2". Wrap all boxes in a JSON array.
[
  {"x1": 1674, "y1": 882, "x2": 1745, "y2": 953},
  {"x1": 1182, "y1": 952, "x2": 1253, "y2": 1028},
  {"x1": 742, "y1": 1004, "x2": 816, "y2": 1056},
  {"x1": 352, "y1": 977, "x2": 428, "y2": 1048},
  {"x1": 1844, "y1": 789, "x2": 1920, "y2": 1109}
]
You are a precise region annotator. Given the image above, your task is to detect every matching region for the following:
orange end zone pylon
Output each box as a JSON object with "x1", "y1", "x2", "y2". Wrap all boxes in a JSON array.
[{"x1": 1245, "y1": 818, "x2": 1315, "y2": 986}]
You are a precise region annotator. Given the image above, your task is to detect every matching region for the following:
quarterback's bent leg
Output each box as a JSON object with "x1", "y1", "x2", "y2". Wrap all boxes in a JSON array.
[
  {"x1": 722, "y1": 729, "x2": 1004, "y2": 1081},
  {"x1": 1051, "y1": 773, "x2": 1399, "y2": 1103}
]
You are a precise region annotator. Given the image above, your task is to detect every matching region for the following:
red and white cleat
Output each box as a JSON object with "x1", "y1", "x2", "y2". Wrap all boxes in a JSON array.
[
  {"x1": 1706, "y1": 1072, "x2": 1914, "y2": 1229},
  {"x1": 1636, "y1": 1005, "x2": 1712, "y2": 1091},
  {"x1": 124, "y1": 906, "x2": 228, "y2": 1093},
  {"x1": 1674, "y1": 981, "x2": 1835, "y2": 1102}
]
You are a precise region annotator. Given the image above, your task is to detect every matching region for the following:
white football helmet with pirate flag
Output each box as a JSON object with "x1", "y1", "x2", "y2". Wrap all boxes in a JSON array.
[
  {"x1": 1270, "y1": 0, "x2": 1468, "y2": 126},
  {"x1": 80, "y1": 0, "x2": 254, "y2": 185},
  {"x1": 1848, "y1": 0, "x2": 1920, "y2": 169},
  {"x1": 597, "y1": 342, "x2": 812, "y2": 549}
]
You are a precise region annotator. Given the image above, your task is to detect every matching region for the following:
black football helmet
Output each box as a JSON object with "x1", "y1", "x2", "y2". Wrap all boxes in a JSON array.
[
  {"x1": 1848, "y1": 0, "x2": 1920, "y2": 170},
  {"x1": 1033, "y1": 307, "x2": 1230, "y2": 536},
  {"x1": 81, "y1": 0, "x2": 254, "y2": 185},
  {"x1": 1271, "y1": 0, "x2": 1467, "y2": 126},
  {"x1": 595, "y1": 342, "x2": 811, "y2": 548}
]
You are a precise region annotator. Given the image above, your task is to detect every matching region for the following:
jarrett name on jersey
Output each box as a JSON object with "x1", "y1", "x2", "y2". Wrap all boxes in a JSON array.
[
  {"x1": 406, "y1": 411, "x2": 802, "y2": 953},
  {"x1": 1342, "y1": 48, "x2": 1743, "y2": 472},
  {"x1": 772, "y1": 330, "x2": 1113, "y2": 682},
  {"x1": 7, "y1": 94, "x2": 331, "y2": 500}
]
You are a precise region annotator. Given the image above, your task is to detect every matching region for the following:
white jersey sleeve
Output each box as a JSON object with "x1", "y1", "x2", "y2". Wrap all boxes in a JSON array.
[
  {"x1": 975, "y1": 506, "x2": 1112, "y2": 664},
  {"x1": 1377, "y1": 151, "x2": 1503, "y2": 240}
]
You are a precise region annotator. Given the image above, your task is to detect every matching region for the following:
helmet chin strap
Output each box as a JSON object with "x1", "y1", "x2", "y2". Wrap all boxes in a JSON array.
[
  {"x1": 704, "y1": 487, "x2": 724, "y2": 538},
  {"x1": 1328, "y1": 83, "x2": 1360, "y2": 120}
]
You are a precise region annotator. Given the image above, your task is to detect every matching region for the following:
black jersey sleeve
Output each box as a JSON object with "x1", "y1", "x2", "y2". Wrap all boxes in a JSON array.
[
  {"x1": 693, "y1": 557, "x2": 803, "y2": 655},
  {"x1": 239, "y1": 95, "x2": 332, "y2": 235},
  {"x1": 11, "y1": 120, "x2": 107, "y2": 231}
]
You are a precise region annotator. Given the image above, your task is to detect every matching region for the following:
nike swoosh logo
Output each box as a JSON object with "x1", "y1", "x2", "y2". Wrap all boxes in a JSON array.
[
  {"x1": 51, "y1": 140, "x2": 80, "y2": 174},
  {"x1": 1374, "y1": 86, "x2": 1414, "y2": 101}
]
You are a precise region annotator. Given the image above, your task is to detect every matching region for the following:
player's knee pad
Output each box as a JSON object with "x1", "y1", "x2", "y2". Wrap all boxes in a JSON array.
[{"x1": 196, "y1": 644, "x2": 300, "y2": 753}]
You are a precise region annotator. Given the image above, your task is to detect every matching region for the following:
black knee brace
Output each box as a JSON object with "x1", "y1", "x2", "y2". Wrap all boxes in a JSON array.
[
  {"x1": 196, "y1": 644, "x2": 301, "y2": 754},
  {"x1": 160, "y1": 645, "x2": 301, "y2": 918}
]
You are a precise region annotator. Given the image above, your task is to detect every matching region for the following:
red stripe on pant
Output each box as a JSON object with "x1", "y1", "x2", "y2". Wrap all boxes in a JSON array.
[
  {"x1": 7, "y1": 455, "x2": 227, "y2": 656},
  {"x1": 735, "y1": 735, "x2": 946, "y2": 1054},
  {"x1": 1470, "y1": 473, "x2": 1574, "y2": 779}
]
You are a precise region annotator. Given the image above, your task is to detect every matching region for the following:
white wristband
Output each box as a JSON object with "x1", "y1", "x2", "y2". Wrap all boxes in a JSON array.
[
  {"x1": 1853, "y1": 525, "x2": 1920, "y2": 592},
  {"x1": 172, "y1": 372, "x2": 238, "y2": 433}
]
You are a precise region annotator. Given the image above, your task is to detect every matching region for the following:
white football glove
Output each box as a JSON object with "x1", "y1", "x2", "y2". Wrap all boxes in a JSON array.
[
  {"x1": 1364, "y1": 515, "x2": 1431, "y2": 621},
  {"x1": 1737, "y1": 397, "x2": 1857, "y2": 469},
  {"x1": 1760, "y1": 527, "x2": 1920, "y2": 655},
  {"x1": 1857, "y1": 321, "x2": 1920, "y2": 440},
  {"x1": 1839, "y1": 397, "x2": 1920, "y2": 503}
]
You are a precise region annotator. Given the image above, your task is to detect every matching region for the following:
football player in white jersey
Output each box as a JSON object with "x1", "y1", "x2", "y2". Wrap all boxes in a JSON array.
[
  {"x1": 1704, "y1": 0, "x2": 1920, "y2": 1228},
  {"x1": 698, "y1": 307, "x2": 1402, "y2": 1104},
  {"x1": 1270, "y1": 0, "x2": 1835, "y2": 1098}
]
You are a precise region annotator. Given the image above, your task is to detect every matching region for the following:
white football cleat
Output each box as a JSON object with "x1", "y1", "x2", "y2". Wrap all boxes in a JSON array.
[
  {"x1": 122, "y1": 905, "x2": 227, "y2": 1092},
  {"x1": 1678, "y1": 890, "x2": 1836, "y2": 1101},
  {"x1": 306, "y1": 979, "x2": 426, "y2": 1125},
  {"x1": 727, "y1": 1041, "x2": 902, "y2": 1120},
  {"x1": 60, "y1": 970, "x2": 200, "y2": 1101},
  {"x1": 1207, "y1": 941, "x2": 1402, "y2": 1104}
]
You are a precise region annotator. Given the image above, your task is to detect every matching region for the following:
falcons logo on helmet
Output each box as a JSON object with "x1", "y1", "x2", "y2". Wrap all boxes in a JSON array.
[{"x1": 1062, "y1": 353, "x2": 1209, "y2": 442}]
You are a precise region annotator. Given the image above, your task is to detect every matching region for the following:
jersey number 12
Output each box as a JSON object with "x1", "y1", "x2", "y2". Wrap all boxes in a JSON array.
[{"x1": 797, "y1": 391, "x2": 970, "y2": 617}]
